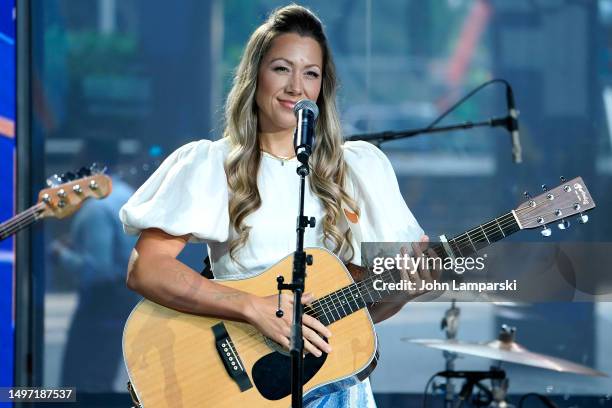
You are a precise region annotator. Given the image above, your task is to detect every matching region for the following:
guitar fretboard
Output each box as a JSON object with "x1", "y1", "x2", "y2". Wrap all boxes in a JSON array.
[
  {"x1": 440, "y1": 211, "x2": 520, "y2": 257},
  {"x1": 305, "y1": 212, "x2": 520, "y2": 326},
  {"x1": 0, "y1": 204, "x2": 45, "y2": 241}
]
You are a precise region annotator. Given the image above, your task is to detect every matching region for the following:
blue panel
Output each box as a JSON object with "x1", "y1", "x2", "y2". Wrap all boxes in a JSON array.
[
  {"x1": 0, "y1": 0, "x2": 15, "y2": 120},
  {"x1": 0, "y1": 140, "x2": 14, "y2": 389},
  {"x1": 0, "y1": 0, "x2": 16, "y2": 397}
]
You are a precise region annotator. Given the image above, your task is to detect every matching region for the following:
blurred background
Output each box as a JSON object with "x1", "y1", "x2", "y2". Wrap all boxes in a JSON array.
[{"x1": 9, "y1": 0, "x2": 612, "y2": 406}]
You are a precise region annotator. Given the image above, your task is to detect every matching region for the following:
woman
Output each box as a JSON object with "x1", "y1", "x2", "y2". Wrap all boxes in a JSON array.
[{"x1": 120, "y1": 4, "x2": 431, "y2": 407}]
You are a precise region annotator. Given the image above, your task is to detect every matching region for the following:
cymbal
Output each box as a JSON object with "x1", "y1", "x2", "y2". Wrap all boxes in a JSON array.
[{"x1": 402, "y1": 338, "x2": 607, "y2": 377}]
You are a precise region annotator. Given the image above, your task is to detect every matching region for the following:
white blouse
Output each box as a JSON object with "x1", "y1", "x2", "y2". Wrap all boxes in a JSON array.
[{"x1": 119, "y1": 138, "x2": 423, "y2": 279}]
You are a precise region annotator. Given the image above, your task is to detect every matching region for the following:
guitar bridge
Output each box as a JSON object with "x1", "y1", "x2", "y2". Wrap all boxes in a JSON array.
[{"x1": 212, "y1": 322, "x2": 253, "y2": 392}]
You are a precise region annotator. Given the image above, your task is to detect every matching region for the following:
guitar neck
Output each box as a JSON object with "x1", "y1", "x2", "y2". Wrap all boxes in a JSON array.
[
  {"x1": 432, "y1": 211, "x2": 520, "y2": 258},
  {"x1": 305, "y1": 212, "x2": 521, "y2": 326},
  {"x1": 0, "y1": 203, "x2": 46, "y2": 241}
]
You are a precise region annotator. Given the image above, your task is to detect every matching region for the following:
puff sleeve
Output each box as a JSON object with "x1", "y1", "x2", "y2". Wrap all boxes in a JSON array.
[
  {"x1": 343, "y1": 141, "x2": 424, "y2": 244},
  {"x1": 119, "y1": 139, "x2": 229, "y2": 243}
]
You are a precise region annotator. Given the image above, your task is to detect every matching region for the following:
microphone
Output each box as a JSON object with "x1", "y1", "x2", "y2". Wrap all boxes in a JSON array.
[
  {"x1": 505, "y1": 84, "x2": 522, "y2": 163},
  {"x1": 293, "y1": 99, "x2": 319, "y2": 165}
]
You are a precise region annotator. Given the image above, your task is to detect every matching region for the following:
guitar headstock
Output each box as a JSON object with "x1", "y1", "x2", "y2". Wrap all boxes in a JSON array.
[
  {"x1": 37, "y1": 169, "x2": 112, "y2": 219},
  {"x1": 513, "y1": 176, "x2": 595, "y2": 235}
]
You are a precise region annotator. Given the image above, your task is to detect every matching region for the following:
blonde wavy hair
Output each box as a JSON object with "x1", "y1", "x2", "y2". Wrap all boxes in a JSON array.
[{"x1": 223, "y1": 4, "x2": 359, "y2": 263}]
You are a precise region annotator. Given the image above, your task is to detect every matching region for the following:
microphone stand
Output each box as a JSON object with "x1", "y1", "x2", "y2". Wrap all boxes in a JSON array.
[
  {"x1": 277, "y1": 159, "x2": 316, "y2": 408},
  {"x1": 345, "y1": 115, "x2": 513, "y2": 145},
  {"x1": 344, "y1": 78, "x2": 522, "y2": 164}
]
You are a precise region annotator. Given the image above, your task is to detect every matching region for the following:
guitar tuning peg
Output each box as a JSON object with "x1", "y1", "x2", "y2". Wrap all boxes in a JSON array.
[
  {"x1": 90, "y1": 162, "x2": 108, "y2": 175},
  {"x1": 578, "y1": 213, "x2": 589, "y2": 224},
  {"x1": 46, "y1": 174, "x2": 62, "y2": 187},
  {"x1": 540, "y1": 225, "x2": 552, "y2": 237},
  {"x1": 77, "y1": 167, "x2": 91, "y2": 178},
  {"x1": 61, "y1": 171, "x2": 76, "y2": 182},
  {"x1": 557, "y1": 219, "x2": 570, "y2": 230},
  {"x1": 541, "y1": 184, "x2": 548, "y2": 192},
  {"x1": 523, "y1": 191, "x2": 532, "y2": 199},
  {"x1": 560, "y1": 176, "x2": 566, "y2": 182}
]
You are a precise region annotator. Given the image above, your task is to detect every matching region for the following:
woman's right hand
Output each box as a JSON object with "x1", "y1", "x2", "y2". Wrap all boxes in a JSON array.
[{"x1": 245, "y1": 293, "x2": 332, "y2": 357}]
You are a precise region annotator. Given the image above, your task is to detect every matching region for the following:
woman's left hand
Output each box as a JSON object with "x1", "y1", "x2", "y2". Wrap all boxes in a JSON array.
[{"x1": 399, "y1": 234, "x2": 442, "y2": 300}]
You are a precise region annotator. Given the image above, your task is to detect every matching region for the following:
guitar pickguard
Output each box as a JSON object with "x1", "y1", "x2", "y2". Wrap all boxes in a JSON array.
[{"x1": 251, "y1": 349, "x2": 327, "y2": 400}]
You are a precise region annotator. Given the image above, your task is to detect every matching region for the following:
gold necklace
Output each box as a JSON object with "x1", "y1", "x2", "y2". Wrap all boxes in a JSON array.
[{"x1": 260, "y1": 149, "x2": 296, "y2": 165}]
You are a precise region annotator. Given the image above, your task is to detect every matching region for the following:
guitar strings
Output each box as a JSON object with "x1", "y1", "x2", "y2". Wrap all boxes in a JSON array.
[
  {"x1": 0, "y1": 204, "x2": 45, "y2": 239},
  {"x1": 1, "y1": 216, "x2": 41, "y2": 238},
  {"x1": 448, "y1": 206, "x2": 532, "y2": 249},
  {"x1": 0, "y1": 204, "x2": 44, "y2": 230},
  {"x1": 439, "y1": 213, "x2": 517, "y2": 257},
  {"x1": 0, "y1": 209, "x2": 46, "y2": 237},
  {"x1": 333, "y1": 215, "x2": 519, "y2": 310},
  {"x1": 1, "y1": 212, "x2": 41, "y2": 236},
  {"x1": 0, "y1": 203, "x2": 46, "y2": 228}
]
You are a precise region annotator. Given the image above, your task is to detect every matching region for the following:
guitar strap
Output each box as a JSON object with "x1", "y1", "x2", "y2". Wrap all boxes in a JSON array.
[
  {"x1": 341, "y1": 174, "x2": 363, "y2": 246},
  {"x1": 201, "y1": 253, "x2": 213, "y2": 279}
]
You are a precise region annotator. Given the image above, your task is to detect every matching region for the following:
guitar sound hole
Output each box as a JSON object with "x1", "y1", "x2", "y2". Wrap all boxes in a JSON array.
[{"x1": 251, "y1": 348, "x2": 327, "y2": 400}]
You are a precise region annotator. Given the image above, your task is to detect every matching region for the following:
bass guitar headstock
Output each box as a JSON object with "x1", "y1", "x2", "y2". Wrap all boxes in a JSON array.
[{"x1": 38, "y1": 164, "x2": 112, "y2": 219}]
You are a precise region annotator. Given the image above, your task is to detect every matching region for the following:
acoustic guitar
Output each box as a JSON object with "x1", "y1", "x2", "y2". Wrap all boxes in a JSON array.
[{"x1": 123, "y1": 177, "x2": 595, "y2": 407}]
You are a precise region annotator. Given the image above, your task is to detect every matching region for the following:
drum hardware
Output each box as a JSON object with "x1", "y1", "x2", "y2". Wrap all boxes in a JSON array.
[
  {"x1": 440, "y1": 300, "x2": 460, "y2": 408},
  {"x1": 404, "y1": 302, "x2": 607, "y2": 407}
]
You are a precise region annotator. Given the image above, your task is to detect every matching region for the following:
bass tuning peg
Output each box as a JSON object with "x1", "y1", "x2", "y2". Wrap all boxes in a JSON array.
[
  {"x1": 46, "y1": 174, "x2": 62, "y2": 187},
  {"x1": 60, "y1": 171, "x2": 76, "y2": 182},
  {"x1": 77, "y1": 167, "x2": 91, "y2": 178}
]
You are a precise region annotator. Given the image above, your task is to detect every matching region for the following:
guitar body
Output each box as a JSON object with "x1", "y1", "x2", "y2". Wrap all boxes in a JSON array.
[{"x1": 123, "y1": 248, "x2": 378, "y2": 407}]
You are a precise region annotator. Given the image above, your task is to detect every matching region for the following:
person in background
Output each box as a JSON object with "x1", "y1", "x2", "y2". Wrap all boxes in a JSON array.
[{"x1": 51, "y1": 139, "x2": 140, "y2": 391}]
